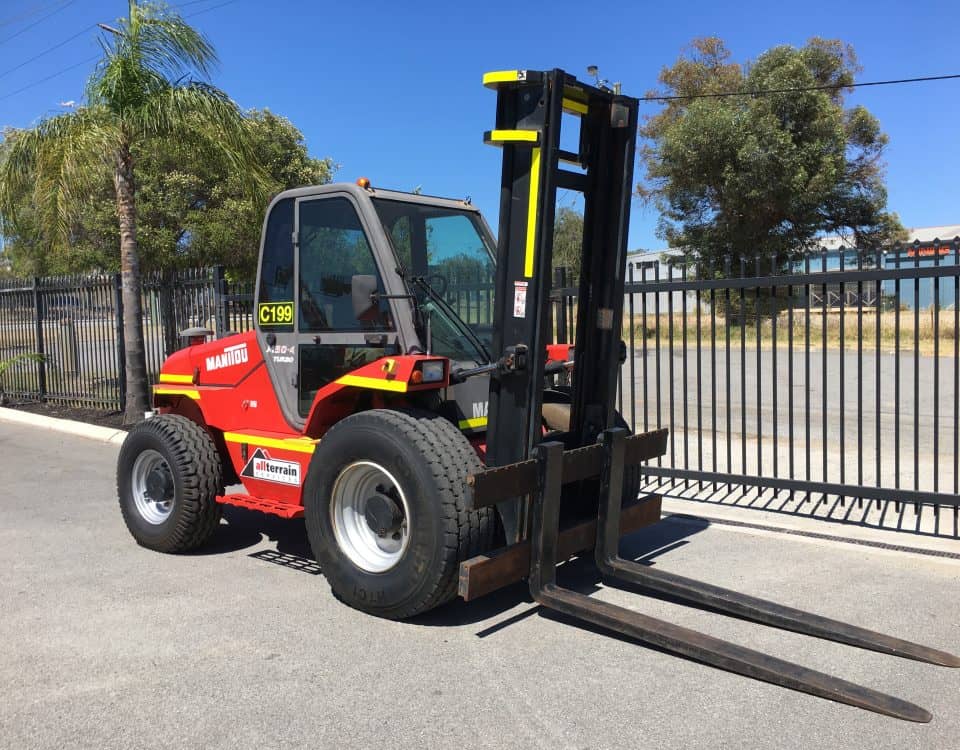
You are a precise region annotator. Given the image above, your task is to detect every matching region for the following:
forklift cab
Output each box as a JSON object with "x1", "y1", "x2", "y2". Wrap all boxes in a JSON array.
[{"x1": 254, "y1": 183, "x2": 498, "y2": 430}]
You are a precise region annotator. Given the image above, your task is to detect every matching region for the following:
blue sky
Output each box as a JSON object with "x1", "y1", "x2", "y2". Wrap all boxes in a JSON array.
[{"x1": 2, "y1": 0, "x2": 958, "y2": 252}]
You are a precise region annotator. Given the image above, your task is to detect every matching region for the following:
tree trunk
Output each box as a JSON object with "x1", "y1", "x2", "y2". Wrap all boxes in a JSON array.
[{"x1": 114, "y1": 140, "x2": 150, "y2": 424}]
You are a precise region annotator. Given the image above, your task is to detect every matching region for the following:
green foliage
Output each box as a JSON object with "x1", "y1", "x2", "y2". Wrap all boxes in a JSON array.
[
  {"x1": 0, "y1": 1, "x2": 286, "y2": 275},
  {"x1": 0, "y1": 352, "x2": 45, "y2": 405},
  {"x1": 639, "y1": 37, "x2": 906, "y2": 269},
  {"x1": 552, "y1": 205, "x2": 584, "y2": 272},
  {"x1": 1, "y1": 108, "x2": 330, "y2": 278}
]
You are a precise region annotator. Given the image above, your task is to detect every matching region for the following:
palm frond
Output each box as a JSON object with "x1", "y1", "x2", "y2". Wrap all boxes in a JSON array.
[
  {"x1": 0, "y1": 108, "x2": 121, "y2": 245},
  {"x1": 0, "y1": 352, "x2": 46, "y2": 380},
  {"x1": 89, "y1": 1, "x2": 217, "y2": 111}
]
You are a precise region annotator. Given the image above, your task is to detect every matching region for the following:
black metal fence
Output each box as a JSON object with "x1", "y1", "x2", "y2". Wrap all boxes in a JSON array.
[
  {"x1": 5, "y1": 244, "x2": 960, "y2": 512},
  {"x1": 551, "y1": 239, "x2": 960, "y2": 511},
  {"x1": 0, "y1": 268, "x2": 253, "y2": 409}
]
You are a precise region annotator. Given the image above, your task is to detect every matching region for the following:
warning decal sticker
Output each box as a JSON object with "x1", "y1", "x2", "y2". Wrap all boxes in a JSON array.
[{"x1": 513, "y1": 280, "x2": 528, "y2": 318}]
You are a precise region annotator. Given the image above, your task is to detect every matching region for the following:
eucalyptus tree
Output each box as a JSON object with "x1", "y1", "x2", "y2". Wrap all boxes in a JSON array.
[
  {"x1": 639, "y1": 37, "x2": 904, "y2": 270},
  {"x1": 0, "y1": 1, "x2": 260, "y2": 423}
]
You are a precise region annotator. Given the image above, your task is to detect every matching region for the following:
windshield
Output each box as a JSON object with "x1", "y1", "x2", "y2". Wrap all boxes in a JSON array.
[{"x1": 371, "y1": 198, "x2": 496, "y2": 363}]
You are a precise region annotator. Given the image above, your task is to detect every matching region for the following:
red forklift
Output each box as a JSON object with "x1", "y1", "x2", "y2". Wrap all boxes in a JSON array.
[{"x1": 117, "y1": 68, "x2": 957, "y2": 722}]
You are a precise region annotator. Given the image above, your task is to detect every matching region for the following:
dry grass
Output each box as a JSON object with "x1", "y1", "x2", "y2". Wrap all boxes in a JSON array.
[{"x1": 625, "y1": 309, "x2": 960, "y2": 356}]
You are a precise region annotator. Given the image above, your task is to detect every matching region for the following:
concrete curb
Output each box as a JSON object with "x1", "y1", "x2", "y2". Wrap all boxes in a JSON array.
[{"x1": 0, "y1": 406, "x2": 128, "y2": 445}]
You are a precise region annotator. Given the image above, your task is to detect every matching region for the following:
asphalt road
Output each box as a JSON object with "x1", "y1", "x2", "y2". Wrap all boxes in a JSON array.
[
  {"x1": 623, "y1": 347, "x2": 959, "y2": 492},
  {"x1": 1, "y1": 423, "x2": 959, "y2": 749}
]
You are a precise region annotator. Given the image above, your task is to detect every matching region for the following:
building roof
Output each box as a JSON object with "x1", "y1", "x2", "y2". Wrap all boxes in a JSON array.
[
  {"x1": 818, "y1": 225, "x2": 960, "y2": 250},
  {"x1": 627, "y1": 225, "x2": 960, "y2": 260},
  {"x1": 906, "y1": 225, "x2": 960, "y2": 243}
]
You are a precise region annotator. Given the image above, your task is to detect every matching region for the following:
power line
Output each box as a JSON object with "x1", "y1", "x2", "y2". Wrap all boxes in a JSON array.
[
  {"x1": 0, "y1": 0, "x2": 244, "y2": 104},
  {"x1": 183, "y1": 0, "x2": 243, "y2": 18},
  {"x1": 175, "y1": 0, "x2": 229, "y2": 8},
  {"x1": 640, "y1": 73, "x2": 960, "y2": 102},
  {"x1": 0, "y1": 54, "x2": 97, "y2": 103},
  {"x1": 0, "y1": 24, "x2": 96, "y2": 80},
  {"x1": 0, "y1": 1, "x2": 62, "y2": 29},
  {"x1": 0, "y1": 0, "x2": 78, "y2": 45},
  {"x1": 0, "y1": 0, "x2": 232, "y2": 82}
]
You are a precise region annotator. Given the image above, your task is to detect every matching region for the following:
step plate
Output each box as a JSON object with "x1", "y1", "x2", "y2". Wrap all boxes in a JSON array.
[{"x1": 216, "y1": 493, "x2": 304, "y2": 519}]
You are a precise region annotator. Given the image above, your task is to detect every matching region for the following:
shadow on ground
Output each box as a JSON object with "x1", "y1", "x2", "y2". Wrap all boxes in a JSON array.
[
  {"x1": 647, "y1": 479, "x2": 960, "y2": 539},
  {"x1": 412, "y1": 513, "x2": 711, "y2": 629},
  {"x1": 195, "y1": 498, "x2": 715, "y2": 633}
]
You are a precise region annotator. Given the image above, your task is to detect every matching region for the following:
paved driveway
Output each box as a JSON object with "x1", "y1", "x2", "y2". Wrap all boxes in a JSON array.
[{"x1": 1, "y1": 423, "x2": 958, "y2": 749}]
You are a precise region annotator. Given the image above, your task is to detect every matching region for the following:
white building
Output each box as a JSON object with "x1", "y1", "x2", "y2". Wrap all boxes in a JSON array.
[{"x1": 625, "y1": 248, "x2": 701, "y2": 314}]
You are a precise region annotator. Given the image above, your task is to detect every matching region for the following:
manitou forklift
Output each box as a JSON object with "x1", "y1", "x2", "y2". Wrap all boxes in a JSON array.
[{"x1": 117, "y1": 68, "x2": 957, "y2": 721}]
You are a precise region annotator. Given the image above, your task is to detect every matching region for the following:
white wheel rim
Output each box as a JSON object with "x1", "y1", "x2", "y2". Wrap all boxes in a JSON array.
[
  {"x1": 330, "y1": 461, "x2": 411, "y2": 573},
  {"x1": 131, "y1": 449, "x2": 174, "y2": 525}
]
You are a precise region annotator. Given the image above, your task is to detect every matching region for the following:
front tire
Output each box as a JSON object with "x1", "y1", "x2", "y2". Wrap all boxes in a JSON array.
[
  {"x1": 117, "y1": 414, "x2": 223, "y2": 552},
  {"x1": 303, "y1": 409, "x2": 494, "y2": 619}
]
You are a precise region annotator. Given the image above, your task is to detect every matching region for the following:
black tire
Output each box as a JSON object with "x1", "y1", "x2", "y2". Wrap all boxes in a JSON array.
[
  {"x1": 303, "y1": 408, "x2": 494, "y2": 620},
  {"x1": 117, "y1": 414, "x2": 223, "y2": 553}
]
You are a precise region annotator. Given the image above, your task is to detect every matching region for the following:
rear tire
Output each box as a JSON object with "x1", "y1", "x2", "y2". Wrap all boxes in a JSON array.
[
  {"x1": 303, "y1": 409, "x2": 494, "y2": 619},
  {"x1": 117, "y1": 414, "x2": 223, "y2": 552}
]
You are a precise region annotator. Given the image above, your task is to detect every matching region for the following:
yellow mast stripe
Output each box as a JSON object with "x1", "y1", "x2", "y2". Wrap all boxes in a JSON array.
[
  {"x1": 486, "y1": 129, "x2": 539, "y2": 143},
  {"x1": 458, "y1": 417, "x2": 488, "y2": 430},
  {"x1": 158, "y1": 373, "x2": 194, "y2": 383},
  {"x1": 562, "y1": 97, "x2": 588, "y2": 115},
  {"x1": 524, "y1": 146, "x2": 541, "y2": 278},
  {"x1": 223, "y1": 432, "x2": 318, "y2": 454},
  {"x1": 335, "y1": 374, "x2": 408, "y2": 393},
  {"x1": 482, "y1": 70, "x2": 521, "y2": 87},
  {"x1": 153, "y1": 387, "x2": 200, "y2": 400}
]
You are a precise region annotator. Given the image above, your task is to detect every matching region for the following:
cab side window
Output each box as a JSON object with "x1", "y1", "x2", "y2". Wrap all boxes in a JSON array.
[
  {"x1": 298, "y1": 198, "x2": 391, "y2": 332},
  {"x1": 257, "y1": 198, "x2": 295, "y2": 332}
]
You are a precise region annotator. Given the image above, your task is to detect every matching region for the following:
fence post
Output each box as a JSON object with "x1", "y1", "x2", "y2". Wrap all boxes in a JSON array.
[
  {"x1": 31, "y1": 277, "x2": 47, "y2": 398},
  {"x1": 159, "y1": 269, "x2": 177, "y2": 358},
  {"x1": 212, "y1": 265, "x2": 228, "y2": 337},
  {"x1": 113, "y1": 273, "x2": 126, "y2": 411},
  {"x1": 555, "y1": 267, "x2": 568, "y2": 344}
]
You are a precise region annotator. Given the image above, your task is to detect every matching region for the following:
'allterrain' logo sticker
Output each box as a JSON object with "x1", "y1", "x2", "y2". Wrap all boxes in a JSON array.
[
  {"x1": 206, "y1": 342, "x2": 248, "y2": 372},
  {"x1": 240, "y1": 448, "x2": 301, "y2": 486}
]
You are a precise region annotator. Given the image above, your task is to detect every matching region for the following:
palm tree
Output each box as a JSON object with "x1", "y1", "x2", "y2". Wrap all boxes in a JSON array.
[{"x1": 0, "y1": 1, "x2": 257, "y2": 423}]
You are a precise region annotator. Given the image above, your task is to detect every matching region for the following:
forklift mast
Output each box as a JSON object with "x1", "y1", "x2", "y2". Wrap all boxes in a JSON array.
[
  {"x1": 485, "y1": 68, "x2": 636, "y2": 466},
  {"x1": 483, "y1": 68, "x2": 637, "y2": 537},
  {"x1": 463, "y1": 69, "x2": 958, "y2": 722}
]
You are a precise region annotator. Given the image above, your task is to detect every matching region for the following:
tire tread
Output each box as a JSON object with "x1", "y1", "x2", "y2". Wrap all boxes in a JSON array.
[{"x1": 117, "y1": 414, "x2": 223, "y2": 553}]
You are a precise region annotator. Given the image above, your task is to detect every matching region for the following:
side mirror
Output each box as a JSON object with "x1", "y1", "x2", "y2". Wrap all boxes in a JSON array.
[{"x1": 351, "y1": 274, "x2": 379, "y2": 319}]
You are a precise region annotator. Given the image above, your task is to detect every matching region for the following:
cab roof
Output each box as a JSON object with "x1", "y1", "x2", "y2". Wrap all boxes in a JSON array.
[{"x1": 270, "y1": 182, "x2": 481, "y2": 213}]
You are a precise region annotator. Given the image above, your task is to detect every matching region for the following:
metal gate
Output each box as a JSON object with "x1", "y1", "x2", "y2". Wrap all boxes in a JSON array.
[{"x1": 553, "y1": 239, "x2": 960, "y2": 511}]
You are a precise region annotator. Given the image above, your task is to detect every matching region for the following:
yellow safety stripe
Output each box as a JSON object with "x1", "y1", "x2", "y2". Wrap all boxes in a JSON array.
[
  {"x1": 158, "y1": 373, "x2": 193, "y2": 384},
  {"x1": 223, "y1": 432, "x2": 318, "y2": 454},
  {"x1": 524, "y1": 147, "x2": 541, "y2": 278},
  {"x1": 482, "y1": 70, "x2": 524, "y2": 87},
  {"x1": 153, "y1": 387, "x2": 200, "y2": 400},
  {"x1": 562, "y1": 97, "x2": 588, "y2": 115},
  {"x1": 485, "y1": 129, "x2": 540, "y2": 144},
  {"x1": 458, "y1": 417, "x2": 488, "y2": 430},
  {"x1": 335, "y1": 374, "x2": 408, "y2": 393}
]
